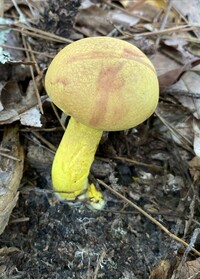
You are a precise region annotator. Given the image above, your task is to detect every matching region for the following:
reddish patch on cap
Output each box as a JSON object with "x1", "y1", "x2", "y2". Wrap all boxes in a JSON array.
[
  {"x1": 67, "y1": 51, "x2": 111, "y2": 64},
  {"x1": 98, "y1": 62, "x2": 125, "y2": 93},
  {"x1": 54, "y1": 77, "x2": 69, "y2": 87},
  {"x1": 123, "y1": 47, "x2": 156, "y2": 73},
  {"x1": 89, "y1": 63, "x2": 125, "y2": 127},
  {"x1": 123, "y1": 47, "x2": 144, "y2": 59}
]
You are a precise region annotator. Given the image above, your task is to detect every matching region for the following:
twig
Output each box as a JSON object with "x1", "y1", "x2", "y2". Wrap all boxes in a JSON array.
[
  {"x1": 9, "y1": 217, "x2": 30, "y2": 223},
  {"x1": 171, "y1": 228, "x2": 200, "y2": 279},
  {"x1": 31, "y1": 131, "x2": 57, "y2": 152},
  {"x1": 104, "y1": 1, "x2": 152, "y2": 22},
  {"x1": 50, "y1": 103, "x2": 65, "y2": 131},
  {"x1": 0, "y1": 44, "x2": 54, "y2": 58},
  {"x1": 0, "y1": 0, "x2": 4, "y2": 17},
  {"x1": 27, "y1": 42, "x2": 41, "y2": 75},
  {"x1": 93, "y1": 250, "x2": 106, "y2": 279},
  {"x1": 22, "y1": 35, "x2": 43, "y2": 114},
  {"x1": 14, "y1": 22, "x2": 73, "y2": 43},
  {"x1": 0, "y1": 152, "x2": 21, "y2": 161},
  {"x1": 110, "y1": 156, "x2": 163, "y2": 172},
  {"x1": 163, "y1": 88, "x2": 200, "y2": 98},
  {"x1": 124, "y1": 24, "x2": 195, "y2": 38},
  {"x1": 155, "y1": 110, "x2": 193, "y2": 153},
  {"x1": 22, "y1": 133, "x2": 55, "y2": 155},
  {"x1": 98, "y1": 179, "x2": 200, "y2": 257},
  {"x1": 156, "y1": 0, "x2": 173, "y2": 46},
  {"x1": 11, "y1": 0, "x2": 26, "y2": 21}
]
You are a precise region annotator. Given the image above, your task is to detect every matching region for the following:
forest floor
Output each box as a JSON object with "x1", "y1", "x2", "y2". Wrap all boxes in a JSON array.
[{"x1": 1, "y1": 1, "x2": 200, "y2": 278}]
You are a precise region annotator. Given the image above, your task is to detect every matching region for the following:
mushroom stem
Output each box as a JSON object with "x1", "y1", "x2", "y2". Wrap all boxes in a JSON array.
[{"x1": 52, "y1": 117, "x2": 104, "y2": 209}]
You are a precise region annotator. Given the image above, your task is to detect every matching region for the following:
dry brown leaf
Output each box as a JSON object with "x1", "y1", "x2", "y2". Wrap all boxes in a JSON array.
[
  {"x1": 76, "y1": 5, "x2": 114, "y2": 36},
  {"x1": 0, "y1": 246, "x2": 21, "y2": 278},
  {"x1": 119, "y1": 0, "x2": 163, "y2": 15},
  {"x1": 26, "y1": 142, "x2": 54, "y2": 169},
  {"x1": 155, "y1": 102, "x2": 193, "y2": 150},
  {"x1": 126, "y1": 0, "x2": 177, "y2": 22},
  {"x1": 0, "y1": 80, "x2": 22, "y2": 110},
  {"x1": 177, "y1": 257, "x2": 200, "y2": 279},
  {"x1": 0, "y1": 26, "x2": 28, "y2": 64},
  {"x1": 149, "y1": 259, "x2": 172, "y2": 279},
  {"x1": 0, "y1": 246, "x2": 20, "y2": 255},
  {"x1": 193, "y1": 119, "x2": 200, "y2": 157},
  {"x1": 150, "y1": 52, "x2": 180, "y2": 76},
  {"x1": 171, "y1": 71, "x2": 200, "y2": 119},
  {"x1": 0, "y1": 124, "x2": 24, "y2": 235},
  {"x1": 4, "y1": 0, "x2": 43, "y2": 13},
  {"x1": 108, "y1": 10, "x2": 139, "y2": 27},
  {"x1": 0, "y1": 75, "x2": 44, "y2": 127},
  {"x1": 158, "y1": 59, "x2": 200, "y2": 90},
  {"x1": 173, "y1": 0, "x2": 200, "y2": 37},
  {"x1": 150, "y1": 257, "x2": 200, "y2": 279},
  {"x1": 188, "y1": 156, "x2": 200, "y2": 182},
  {"x1": 163, "y1": 38, "x2": 191, "y2": 59},
  {"x1": 146, "y1": 0, "x2": 169, "y2": 10}
]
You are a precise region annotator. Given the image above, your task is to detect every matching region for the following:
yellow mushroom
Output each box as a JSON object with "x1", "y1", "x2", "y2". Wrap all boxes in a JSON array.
[{"x1": 45, "y1": 37, "x2": 159, "y2": 209}]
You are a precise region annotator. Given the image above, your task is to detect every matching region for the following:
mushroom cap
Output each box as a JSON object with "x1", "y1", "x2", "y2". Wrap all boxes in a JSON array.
[{"x1": 45, "y1": 37, "x2": 159, "y2": 131}]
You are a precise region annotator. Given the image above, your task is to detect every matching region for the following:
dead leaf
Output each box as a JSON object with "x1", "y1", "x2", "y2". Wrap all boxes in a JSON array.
[
  {"x1": 188, "y1": 156, "x2": 200, "y2": 182},
  {"x1": 4, "y1": 0, "x2": 43, "y2": 13},
  {"x1": 158, "y1": 59, "x2": 200, "y2": 90},
  {"x1": 147, "y1": 0, "x2": 168, "y2": 9},
  {"x1": 0, "y1": 75, "x2": 44, "y2": 127},
  {"x1": 163, "y1": 38, "x2": 189, "y2": 58},
  {"x1": 149, "y1": 259, "x2": 172, "y2": 279},
  {"x1": 177, "y1": 257, "x2": 200, "y2": 279},
  {"x1": 151, "y1": 51, "x2": 180, "y2": 76},
  {"x1": 0, "y1": 23, "x2": 30, "y2": 64},
  {"x1": 193, "y1": 119, "x2": 200, "y2": 157},
  {"x1": 126, "y1": 0, "x2": 177, "y2": 22},
  {"x1": 20, "y1": 107, "x2": 42, "y2": 127},
  {"x1": 108, "y1": 10, "x2": 139, "y2": 27},
  {"x1": 171, "y1": 71, "x2": 200, "y2": 119},
  {"x1": 155, "y1": 103, "x2": 193, "y2": 151},
  {"x1": 173, "y1": 0, "x2": 200, "y2": 37},
  {"x1": 0, "y1": 124, "x2": 24, "y2": 235},
  {"x1": 0, "y1": 247, "x2": 20, "y2": 255},
  {"x1": 76, "y1": 5, "x2": 113, "y2": 35},
  {"x1": 0, "y1": 246, "x2": 21, "y2": 278},
  {"x1": 0, "y1": 80, "x2": 22, "y2": 109}
]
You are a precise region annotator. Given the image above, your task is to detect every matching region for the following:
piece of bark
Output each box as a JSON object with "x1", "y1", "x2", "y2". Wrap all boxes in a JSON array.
[{"x1": 0, "y1": 123, "x2": 24, "y2": 235}]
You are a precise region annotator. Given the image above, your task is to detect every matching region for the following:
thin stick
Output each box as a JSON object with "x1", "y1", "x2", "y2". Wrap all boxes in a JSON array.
[
  {"x1": 11, "y1": 28, "x2": 67, "y2": 44},
  {"x1": 104, "y1": 1, "x2": 152, "y2": 22},
  {"x1": 0, "y1": 152, "x2": 21, "y2": 161},
  {"x1": 110, "y1": 155, "x2": 163, "y2": 172},
  {"x1": 0, "y1": 44, "x2": 54, "y2": 58},
  {"x1": 11, "y1": 0, "x2": 25, "y2": 20},
  {"x1": 0, "y1": 0, "x2": 4, "y2": 17},
  {"x1": 93, "y1": 250, "x2": 106, "y2": 279},
  {"x1": 14, "y1": 22, "x2": 73, "y2": 43},
  {"x1": 31, "y1": 131, "x2": 57, "y2": 152},
  {"x1": 156, "y1": 0, "x2": 173, "y2": 46},
  {"x1": 98, "y1": 179, "x2": 200, "y2": 257},
  {"x1": 22, "y1": 36, "x2": 43, "y2": 114},
  {"x1": 124, "y1": 24, "x2": 193, "y2": 38},
  {"x1": 51, "y1": 103, "x2": 65, "y2": 131},
  {"x1": 27, "y1": 42, "x2": 41, "y2": 75}
]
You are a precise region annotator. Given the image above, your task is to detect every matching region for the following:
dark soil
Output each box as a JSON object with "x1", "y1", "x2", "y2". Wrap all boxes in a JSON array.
[
  {"x1": 1, "y1": 1, "x2": 200, "y2": 279},
  {"x1": 0, "y1": 172, "x2": 167, "y2": 279},
  {"x1": 0, "y1": 123, "x2": 192, "y2": 278}
]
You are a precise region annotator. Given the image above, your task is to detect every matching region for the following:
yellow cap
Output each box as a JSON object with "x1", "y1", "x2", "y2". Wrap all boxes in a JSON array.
[{"x1": 45, "y1": 37, "x2": 159, "y2": 131}]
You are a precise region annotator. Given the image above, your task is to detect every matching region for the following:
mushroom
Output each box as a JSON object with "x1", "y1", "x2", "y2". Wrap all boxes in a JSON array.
[{"x1": 45, "y1": 37, "x2": 159, "y2": 209}]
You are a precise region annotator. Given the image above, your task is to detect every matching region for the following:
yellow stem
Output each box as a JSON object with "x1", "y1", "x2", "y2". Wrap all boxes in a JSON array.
[{"x1": 52, "y1": 117, "x2": 104, "y2": 208}]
